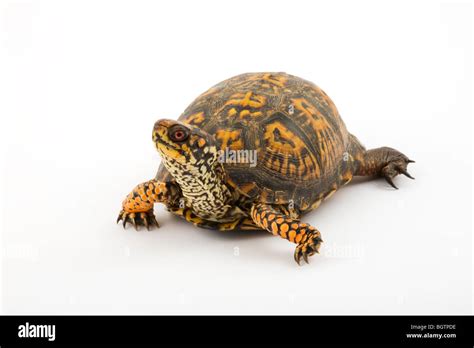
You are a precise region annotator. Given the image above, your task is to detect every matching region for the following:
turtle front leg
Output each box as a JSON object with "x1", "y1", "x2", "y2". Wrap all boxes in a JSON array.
[
  {"x1": 355, "y1": 147, "x2": 415, "y2": 189},
  {"x1": 250, "y1": 203, "x2": 323, "y2": 265},
  {"x1": 117, "y1": 180, "x2": 179, "y2": 230}
]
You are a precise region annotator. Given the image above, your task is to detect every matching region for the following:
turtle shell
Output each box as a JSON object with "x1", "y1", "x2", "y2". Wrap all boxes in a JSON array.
[{"x1": 157, "y1": 72, "x2": 354, "y2": 211}]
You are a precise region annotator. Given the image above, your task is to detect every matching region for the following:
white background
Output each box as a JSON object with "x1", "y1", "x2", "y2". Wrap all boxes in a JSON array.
[{"x1": 0, "y1": 0, "x2": 472, "y2": 314}]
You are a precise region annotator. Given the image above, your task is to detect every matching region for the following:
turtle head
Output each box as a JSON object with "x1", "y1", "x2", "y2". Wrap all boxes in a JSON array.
[
  {"x1": 152, "y1": 119, "x2": 218, "y2": 167},
  {"x1": 153, "y1": 119, "x2": 234, "y2": 220}
]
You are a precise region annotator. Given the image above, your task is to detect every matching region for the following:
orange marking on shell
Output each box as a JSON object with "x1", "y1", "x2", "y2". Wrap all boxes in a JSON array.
[
  {"x1": 240, "y1": 110, "x2": 250, "y2": 118},
  {"x1": 291, "y1": 96, "x2": 344, "y2": 170},
  {"x1": 267, "y1": 214, "x2": 275, "y2": 221},
  {"x1": 263, "y1": 121, "x2": 305, "y2": 153},
  {"x1": 239, "y1": 110, "x2": 262, "y2": 119},
  {"x1": 262, "y1": 73, "x2": 287, "y2": 87},
  {"x1": 225, "y1": 92, "x2": 266, "y2": 108},
  {"x1": 241, "y1": 91, "x2": 252, "y2": 107},
  {"x1": 216, "y1": 129, "x2": 243, "y2": 150},
  {"x1": 276, "y1": 217, "x2": 284, "y2": 224},
  {"x1": 184, "y1": 111, "x2": 205, "y2": 125},
  {"x1": 280, "y1": 223, "x2": 289, "y2": 234}
]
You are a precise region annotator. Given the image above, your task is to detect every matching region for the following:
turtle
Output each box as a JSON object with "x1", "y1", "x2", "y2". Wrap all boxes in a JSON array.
[{"x1": 117, "y1": 72, "x2": 414, "y2": 264}]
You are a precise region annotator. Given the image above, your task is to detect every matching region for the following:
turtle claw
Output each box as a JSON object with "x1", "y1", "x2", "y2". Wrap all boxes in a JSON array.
[
  {"x1": 302, "y1": 252, "x2": 309, "y2": 264},
  {"x1": 294, "y1": 233, "x2": 322, "y2": 265},
  {"x1": 117, "y1": 210, "x2": 159, "y2": 231},
  {"x1": 384, "y1": 175, "x2": 398, "y2": 190},
  {"x1": 122, "y1": 214, "x2": 129, "y2": 228},
  {"x1": 130, "y1": 216, "x2": 137, "y2": 231},
  {"x1": 147, "y1": 212, "x2": 159, "y2": 229},
  {"x1": 400, "y1": 169, "x2": 415, "y2": 180}
]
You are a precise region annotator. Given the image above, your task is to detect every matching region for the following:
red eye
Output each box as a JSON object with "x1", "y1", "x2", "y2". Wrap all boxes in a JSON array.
[{"x1": 170, "y1": 127, "x2": 188, "y2": 142}]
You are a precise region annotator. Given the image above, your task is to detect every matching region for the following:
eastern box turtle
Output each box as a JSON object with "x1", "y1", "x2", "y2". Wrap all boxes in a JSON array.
[{"x1": 117, "y1": 72, "x2": 414, "y2": 264}]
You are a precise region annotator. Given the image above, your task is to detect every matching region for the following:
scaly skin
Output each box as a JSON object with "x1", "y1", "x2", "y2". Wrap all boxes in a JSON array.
[
  {"x1": 117, "y1": 180, "x2": 180, "y2": 230},
  {"x1": 353, "y1": 146, "x2": 415, "y2": 189}
]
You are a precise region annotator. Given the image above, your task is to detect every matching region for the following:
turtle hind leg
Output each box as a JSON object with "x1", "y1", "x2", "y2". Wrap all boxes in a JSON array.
[{"x1": 355, "y1": 146, "x2": 415, "y2": 189}]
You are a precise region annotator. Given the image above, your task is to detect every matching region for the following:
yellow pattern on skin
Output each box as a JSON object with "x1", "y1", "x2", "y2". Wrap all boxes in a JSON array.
[{"x1": 156, "y1": 143, "x2": 181, "y2": 160}]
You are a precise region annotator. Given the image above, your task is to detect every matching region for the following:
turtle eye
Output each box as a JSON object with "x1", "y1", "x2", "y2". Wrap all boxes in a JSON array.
[{"x1": 169, "y1": 127, "x2": 189, "y2": 142}]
